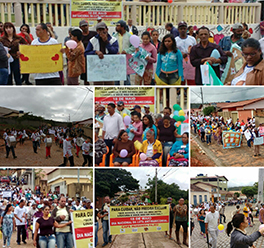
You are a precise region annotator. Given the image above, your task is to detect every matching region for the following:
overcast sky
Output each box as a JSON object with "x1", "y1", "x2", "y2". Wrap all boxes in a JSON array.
[
  {"x1": 125, "y1": 168, "x2": 189, "y2": 191},
  {"x1": 191, "y1": 87, "x2": 264, "y2": 104},
  {"x1": 190, "y1": 168, "x2": 259, "y2": 187},
  {"x1": 0, "y1": 87, "x2": 93, "y2": 122}
]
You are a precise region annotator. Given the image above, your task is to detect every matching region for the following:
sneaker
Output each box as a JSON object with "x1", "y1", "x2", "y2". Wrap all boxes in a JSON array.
[
  {"x1": 102, "y1": 243, "x2": 108, "y2": 247},
  {"x1": 3, "y1": 245, "x2": 6, "y2": 248},
  {"x1": 16, "y1": 242, "x2": 20, "y2": 245},
  {"x1": 22, "y1": 241, "x2": 27, "y2": 244}
]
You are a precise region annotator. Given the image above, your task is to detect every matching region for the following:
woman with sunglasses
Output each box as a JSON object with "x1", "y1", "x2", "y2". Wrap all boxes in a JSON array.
[{"x1": 231, "y1": 38, "x2": 264, "y2": 85}]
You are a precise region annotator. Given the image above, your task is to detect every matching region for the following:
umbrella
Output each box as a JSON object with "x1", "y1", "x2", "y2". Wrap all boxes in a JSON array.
[{"x1": 206, "y1": 233, "x2": 210, "y2": 248}]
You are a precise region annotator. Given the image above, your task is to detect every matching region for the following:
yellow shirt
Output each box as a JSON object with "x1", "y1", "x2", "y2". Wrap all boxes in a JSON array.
[
  {"x1": 118, "y1": 34, "x2": 123, "y2": 53},
  {"x1": 140, "y1": 139, "x2": 162, "y2": 163},
  {"x1": 243, "y1": 206, "x2": 249, "y2": 218}
]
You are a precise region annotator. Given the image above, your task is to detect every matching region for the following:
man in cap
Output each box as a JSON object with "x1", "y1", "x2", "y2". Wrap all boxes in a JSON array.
[
  {"x1": 116, "y1": 101, "x2": 131, "y2": 117},
  {"x1": 165, "y1": 22, "x2": 179, "y2": 38},
  {"x1": 95, "y1": 105, "x2": 106, "y2": 121},
  {"x1": 85, "y1": 22, "x2": 119, "y2": 85},
  {"x1": 165, "y1": 197, "x2": 175, "y2": 240},
  {"x1": 97, "y1": 16, "x2": 102, "y2": 23},
  {"x1": 219, "y1": 23, "x2": 244, "y2": 57},
  {"x1": 113, "y1": 20, "x2": 135, "y2": 85},
  {"x1": 79, "y1": 20, "x2": 97, "y2": 85},
  {"x1": 131, "y1": 105, "x2": 143, "y2": 119},
  {"x1": 176, "y1": 21, "x2": 197, "y2": 85},
  {"x1": 143, "y1": 105, "x2": 155, "y2": 121}
]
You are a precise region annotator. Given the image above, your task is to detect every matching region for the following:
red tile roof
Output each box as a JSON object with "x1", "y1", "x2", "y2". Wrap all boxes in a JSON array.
[{"x1": 217, "y1": 97, "x2": 264, "y2": 109}]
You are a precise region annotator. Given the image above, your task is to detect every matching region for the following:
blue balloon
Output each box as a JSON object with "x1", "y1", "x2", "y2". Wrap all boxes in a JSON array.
[{"x1": 174, "y1": 110, "x2": 179, "y2": 116}]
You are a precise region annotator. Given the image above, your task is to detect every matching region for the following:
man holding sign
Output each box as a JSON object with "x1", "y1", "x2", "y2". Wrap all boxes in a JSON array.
[{"x1": 31, "y1": 23, "x2": 62, "y2": 85}]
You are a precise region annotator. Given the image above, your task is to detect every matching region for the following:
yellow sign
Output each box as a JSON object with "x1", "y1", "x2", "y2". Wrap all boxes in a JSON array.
[
  {"x1": 95, "y1": 87, "x2": 155, "y2": 113},
  {"x1": 71, "y1": 209, "x2": 93, "y2": 248},
  {"x1": 19, "y1": 44, "x2": 63, "y2": 74},
  {"x1": 109, "y1": 205, "x2": 169, "y2": 235},
  {"x1": 71, "y1": 0, "x2": 122, "y2": 27}
]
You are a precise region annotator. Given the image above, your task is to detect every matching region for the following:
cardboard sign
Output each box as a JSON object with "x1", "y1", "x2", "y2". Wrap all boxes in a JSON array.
[
  {"x1": 19, "y1": 44, "x2": 63, "y2": 73},
  {"x1": 109, "y1": 205, "x2": 169, "y2": 235},
  {"x1": 254, "y1": 137, "x2": 264, "y2": 146}
]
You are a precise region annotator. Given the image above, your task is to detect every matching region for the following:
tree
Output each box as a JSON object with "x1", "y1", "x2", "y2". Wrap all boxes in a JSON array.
[
  {"x1": 146, "y1": 178, "x2": 188, "y2": 204},
  {"x1": 241, "y1": 186, "x2": 258, "y2": 198},
  {"x1": 234, "y1": 192, "x2": 240, "y2": 198},
  {"x1": 95, "y1": 169, "x2": 139, "y2": 198},
  {"x1": 203, "y1": 106, "x2": 215, "y2": 116}
]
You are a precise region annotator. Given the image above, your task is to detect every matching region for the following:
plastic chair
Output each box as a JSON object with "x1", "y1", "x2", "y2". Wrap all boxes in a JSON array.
[
  {"x1": 109, "y1": 152, "x2": 137, "y2": 166},
  {"x1": 98, "y1": 146, "x2": 109, "y2": 167}
]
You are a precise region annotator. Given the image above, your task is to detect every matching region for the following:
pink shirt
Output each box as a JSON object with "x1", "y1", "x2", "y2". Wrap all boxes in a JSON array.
[
  {"x1": 139, "y1": 42, "x2": 157, "y2": 70},
  {"x1": 132, "y1": 121, "x2": 143, "y2": 142}
]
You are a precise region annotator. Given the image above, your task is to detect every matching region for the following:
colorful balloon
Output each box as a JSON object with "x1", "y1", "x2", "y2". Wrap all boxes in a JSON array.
[
  {"x1": 259, "y1": 224, "x2": 264, "y2": 230},
  {"x1": 123, "y1": 113, "x2": 128, "y2": 118},
  {"x1": 178, "y1": 116, "x2": 185, "y2": 122},
  {"x1": 130, "y1": 35, "x2": 140, "y2": 48},
  {"x1": 168, "y1": 0, "x2": 173, "y2": 3},
  {"x1": 218, "y1": 224, "x2": 224, "y2": 231},
  {"x1": 173, "y1": 110, "x2": 179, "y2": 116},
  {"x1": 178, "y1": 110, "x2": 185, "y2": 116},
  {"x1": 65, "y1": 40, "x2": 77, "y2": 49},
  {"x1": 120, "y1": 149, "x2": 128, "y2": 158},
  {"x1": 124, "y1": 116, "x2": 131, "y2": 126},
  {"x1": 173, "y1": 104, "x2": 182, "y2": 111},
  {"x1": 140, "y1": 153, "x2": 147, "y2": 161}
]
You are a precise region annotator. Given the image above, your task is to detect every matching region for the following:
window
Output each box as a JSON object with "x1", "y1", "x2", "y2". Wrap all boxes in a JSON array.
[
  {"x1": 193, "y1": 195, "x2": 197, "y2": 206},
  {"x1": 199, "y1": 195, "x2": 202, "y2": 204},
  {"x1": 204, "y1": 195, "x2": 207, "y2": 202}
]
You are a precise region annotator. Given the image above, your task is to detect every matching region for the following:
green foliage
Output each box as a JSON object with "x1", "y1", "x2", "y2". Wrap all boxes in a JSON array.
[
  {"x1": 146, "y1": 178, "x2": 188, "y2": 204},
  {"x1": 234, "y1": 192, "x2": 240, "y2": 197},
  {"x1": 241, "y1": 184, "x2": 258, "y2": 198},
  {"x1": 95, "y1": 169, "x2": 139, "y2": 198},
  {"x1": 203, "y1": 106, "x2": 215, "y2": 116},
  {"x1": 119, "y1": 195, "x2": 129, "y2": 203}
]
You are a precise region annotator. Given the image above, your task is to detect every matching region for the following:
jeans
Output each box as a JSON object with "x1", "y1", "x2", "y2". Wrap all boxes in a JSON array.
[
  {"x1": 162, "y1": 141, "x2": 173, "y2": 166},
  {"x1": 39, "y1": 235, "x2": 56, "y2": 248},
  {"x1": 33, "y1": 141, "x2": 38, "y2": 153},
  {"x1": 60, "y1": 156, "x2": 74, "y2": 167},
  {"x1": 3, "y1": 233, "x2": 12, "y2": 247},
  {"x1": 6, "y1": 145, "x2": 15, "y2": 158},
  {"x1": 104, "y1": 139, "x2": 114, "y2": 166},
  {"x1": 95, "y1": 222, "x2": 99, "y2": 247},
  {"x1": 102, "y1": 220, "x2": 112, "y2": 244},
  {"x1": 206, "y1": 134, "x2": 211, "y2": 144},
  {"x1": 159, "y1": 71, "x2": 179, "y2": 85},
  {"x1": 8, "y1": 58, "x2": 22, "y2": 85},
  {"x1": 114, "y1": 74, "x2": 131, "y2": 85},
  {"x1": 220, "y1": 214, "x2": 226, "y2": 223},
  {"x1": 55, "y1": 232, "x2": 74, "y2": 248},
  {"x1": 0, "y1": 67, "x2": 8, "y2": 85},
  {"x1": 208, "y1": 229, "x2": 218, "y2": 248},
  {"x1": 17, "y1": 225, "x2": 26, "y2": 243}
]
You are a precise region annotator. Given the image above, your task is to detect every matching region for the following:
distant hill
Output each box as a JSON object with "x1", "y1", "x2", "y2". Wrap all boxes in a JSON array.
[{"x1": 228, "y1": 186, "x2": 248, "y2": 191}]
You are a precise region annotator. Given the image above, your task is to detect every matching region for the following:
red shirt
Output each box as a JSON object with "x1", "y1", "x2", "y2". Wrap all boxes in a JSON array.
[{"x1": 17, "y1": 32, "x2": 33, "y2": 44}]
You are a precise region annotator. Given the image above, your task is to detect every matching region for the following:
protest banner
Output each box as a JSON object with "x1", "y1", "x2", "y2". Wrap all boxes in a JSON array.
[
  {"x1": 201, "y1": 62, "x2": 223, "y2": 86},
  {"x1": 71, "y1": 0, "x2": 122, "y2": 27},
  {"x1": 95, "y1": 87, "x2": 155, "y2": 113},
  {"x1": 222, "y1": 131, "x2": 242, "y2": 149},
  {"x1": 71, "y1": 209, "x2": 93, "y2": 248},
  {"x1": 86, "y1": 55, "x2": 127, "y2": 82},
  {"x1": 2, "y1": 191, "x2": 12, "y2": 198},
  {"x1": 221, "y1": 44, "x2": 245, "y2": 84},
  {"x1": 128, "y1": 47, "x2": 150, "y2": 77},
  {"x1": 19, "y1": 44, "x2": 63, "y2": 74},
  {"x1": 254, "y1": 136, "x2": 264, "y2": 146},
  {"x1": 109, "y1": 205, "x2": 169, "y2": 235},
  {"x1": 244, "y1": 129, "x2": 252, "y2": 141}
]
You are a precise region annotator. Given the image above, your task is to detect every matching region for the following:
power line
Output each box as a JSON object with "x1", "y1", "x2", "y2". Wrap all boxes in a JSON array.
[{"x1": 72, "y1": 90, "x2": 90, "y2": 118}]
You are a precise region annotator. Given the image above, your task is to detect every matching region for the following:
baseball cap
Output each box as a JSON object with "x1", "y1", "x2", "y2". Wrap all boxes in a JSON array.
[
  {"x1": 144, "y1": 105, "x2": 150, "y2": 108},
  {"x1": 131, "y1": 105, "x2": 141, "y2": 110},
  {"x1": 79, "y1": 20, "x2": 88, "y2": 27},
  {"x1": 96, "y1": 22, "x2": 107, "y2": 30},
  {"x1": 97, "y1": 16, "x2": 102, "y2": 21},
  {"x1": 117, "y1": 101, "x2": 124, "y2": 106},
  {"x1": 32, "y1": 202, "x2": 37, "y2": 205},
  {"x1": 178, "y1": 21, "x2": 187, "y2": 28},
  {"x1": 116, "y1": 20, "x2": 126, "y2": 28},
  {"x1": 232, "y1": 23, "x2": 243, "y2": 30},
  {"x1": 167, "y1": 197, "x2": 172, "y2": 202}
]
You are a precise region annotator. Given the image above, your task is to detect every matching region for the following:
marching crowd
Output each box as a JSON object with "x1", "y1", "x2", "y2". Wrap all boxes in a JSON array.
[
  {"x1": 191, "y1": 199, "x2": 264, "y2": 248},
  {"x1": 95, "y1": 101, "x2": 189, "y2": 166},
  {"x1": 0, "y1": 179, "x2": 92, "y2": 248},
  {"x1": 1, "y1": 17, "x2": 264, "y2": 85},
  {"x1": 2, "y1": 126, "x2": 93, "y2": 166},
  {"x1": 191, "y1": 114, "x2": 264, "y2": 157}
]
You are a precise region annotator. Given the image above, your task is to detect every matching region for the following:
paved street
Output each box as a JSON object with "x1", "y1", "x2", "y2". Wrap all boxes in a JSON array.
[
  {"x1": 191, "y1": 131, "x2": 264, "y2": 166},
  {"x1": 96, "y1": 221, "x2": 188, "y2": 248},
  {"x1": 0, "y1": 139, "x2": 85, "y2": 166},
  {"x1": 191, "y1": 205, "x2": 264, "y2": 247}
]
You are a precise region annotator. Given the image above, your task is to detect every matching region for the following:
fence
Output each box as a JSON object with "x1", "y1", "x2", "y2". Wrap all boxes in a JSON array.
[{"x1": 0, "y1": 0, "x2": 261, "y2": 27}]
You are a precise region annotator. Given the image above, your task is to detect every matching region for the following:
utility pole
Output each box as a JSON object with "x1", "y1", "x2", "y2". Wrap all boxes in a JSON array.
[
  {"x1": 69, "y1": 114, "x2": 70, "y2": 122},
  {"x1": 200, "y1": 87, "x2": 204, "y2": 108},
  {"x1": 155, "y1": 168, "x2": 157, "y2": 203},
  {"x1": 216, "y1": 175, "x2": 220, "y2": 202},
  {"x1": 32, "y1": 169, "x2": 35, "y2": 191}
]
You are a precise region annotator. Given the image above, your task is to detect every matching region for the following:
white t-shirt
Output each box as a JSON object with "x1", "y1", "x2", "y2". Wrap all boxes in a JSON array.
[
  {"x1": 259, "y1": 37, "x2": 264, "y2": 56},
  {"x1": 204, "y1": 211, "x2": 219, "y2": 231},
  {"x1": 231, "y1": 65, "x2": 254, "y2": 85},
  {"x1": 14, "y1": 205, "x2": 27, "y2": 226},
  {"x1": 175, "y1": 36, "x2": 197, "y2": 54},
  {"x1": 102, "y1": 112, "x2": 125, "y2": 139},
  {"x1": 31, "y1": 37, "x2": 60, "y2": 80}
]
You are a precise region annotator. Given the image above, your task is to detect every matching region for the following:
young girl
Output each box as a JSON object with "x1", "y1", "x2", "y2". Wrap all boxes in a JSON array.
[
  {"x1": 135, "y1": 31, "x2": 157, "y2": 85},
  {"x1": 198, "y1": 209, "x2": 206, "y2": 238},
  {"x1": 44, "y1": 134, "x2": 52, "y2": 159},
  {"x1": 156, "y1": 34, "x2": 183, "y2": 85},
  {"x1": 82, "y1": 137, "x2": 93, "y2": 166},
  {"x1": 131, "y1": 112, "x2": 143, "y2": 142}
]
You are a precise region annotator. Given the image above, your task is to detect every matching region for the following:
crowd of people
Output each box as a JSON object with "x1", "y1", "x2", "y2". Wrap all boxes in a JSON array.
[
  {"x1": 95, "y1": 101, "x2": 189, "y2": 166},
  {"x1": 2, "y1": 126, "x2": 93, "y2": 166},
  {"x1": 0, "y1": 179, "x2": 92, "y2": 248},
  {"x1": 0, "y1": 16, "x2": 264, "y2": 85},
  {"x1": 190, "y1": 199, "x2": 264, "y2": 248},
  {"x1": 95, "y1": 196, "x2": 188, "y2": 247},
  {"x1": 191, "y1": 114, "x2": 263, "y2": 157}
]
